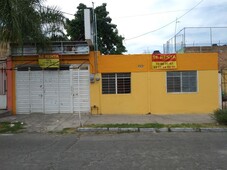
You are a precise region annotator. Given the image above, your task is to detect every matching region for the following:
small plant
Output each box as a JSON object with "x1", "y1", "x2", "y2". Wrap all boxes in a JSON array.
[
  {"x1": 0, "y1": 121, "x2": 25, "y2": 133},
  {"x1": 222, "y1": 92, "x2": 227, "y2": 101},
  {"x1": 88, "y1": 123, "x2": 165, "y2": 128},
  {"x1": 212, "y1": 109, "x2": 227, "y2": 125}
]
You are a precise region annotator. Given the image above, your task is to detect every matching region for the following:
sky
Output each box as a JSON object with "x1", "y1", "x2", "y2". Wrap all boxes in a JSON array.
[{"x1": 46, "y1": 0, "x2": 227, "y2": 54}]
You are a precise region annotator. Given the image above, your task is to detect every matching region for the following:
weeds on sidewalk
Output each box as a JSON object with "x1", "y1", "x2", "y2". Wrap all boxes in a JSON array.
[
  {"x1": 86, "y1": 123, "x2": 227, "y2": 129},
  {"x1": 0, "y1": 121, "x2": 25, "y2": 133},
  {"x1": 212, "y1": 109, "x2": 227, "y2": 125}
]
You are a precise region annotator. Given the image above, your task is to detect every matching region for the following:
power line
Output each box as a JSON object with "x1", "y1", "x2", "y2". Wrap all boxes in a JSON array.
[
  {"x1": 40, "y1": 4, "x2": 74, "y2": 16},
  {"x1": 125, "y1": 0, "x2": 204, "y2": 41},
  {"x1": 44, "y1": 1, "x2": 225, "y2": 20},
  {"x1": 113, "y1": 9, "x2": 190, "y2": 19},
  {"x1": 113, "y1": 4, "x2": 226, "y2": 20}
]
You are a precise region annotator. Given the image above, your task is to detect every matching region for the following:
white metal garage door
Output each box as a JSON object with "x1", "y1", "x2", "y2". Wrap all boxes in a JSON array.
[{"x1": 16, "y1": 65, "x2": 90, "y2": 114}]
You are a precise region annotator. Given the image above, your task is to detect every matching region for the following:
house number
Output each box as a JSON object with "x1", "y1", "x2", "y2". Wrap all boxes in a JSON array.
[{"x1": 138, "y1": 65, "x2": 144, "y2": 68}]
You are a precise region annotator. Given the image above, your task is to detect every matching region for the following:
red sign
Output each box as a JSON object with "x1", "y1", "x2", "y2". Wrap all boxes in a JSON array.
[{"x1": 152, "y1": 54, "x2": 177, "y2": 69}]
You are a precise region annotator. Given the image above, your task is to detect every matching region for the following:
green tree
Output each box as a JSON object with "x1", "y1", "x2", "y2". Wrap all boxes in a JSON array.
[
  {"x1": 0, "y1": 0, "x2": 66, "y2": 44},
  {"x1": 66, "y1": 3, "x2": 127, "y2": 54}
]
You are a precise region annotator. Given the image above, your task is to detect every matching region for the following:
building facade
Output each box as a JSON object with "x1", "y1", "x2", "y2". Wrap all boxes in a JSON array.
[
  {"x1": 5, "y1": 43, "x2": 220, "y2": 115},
  {"x1": 0, "y1": 43, "x2": 9, "y2": 109},
  {"x1": 90, "y1": 53, "x2": 220, "y2": 114}
]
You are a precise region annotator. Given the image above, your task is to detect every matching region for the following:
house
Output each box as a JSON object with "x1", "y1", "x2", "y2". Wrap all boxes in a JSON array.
[
  {"x1": 5, "y1": 43, "x2": 220, "y2": 115},
  {"x1": 90, "y1": 52, "x2": 220, "y2": 114}
]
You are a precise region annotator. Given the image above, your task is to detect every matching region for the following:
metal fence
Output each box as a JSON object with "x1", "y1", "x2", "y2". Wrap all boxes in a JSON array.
[
  {"x1": 10, "y1": 41, "x2": 90, "y2": 56},
  {"x1": 222, "y1": 69, "x2": 227, "y2": 109},
  {"x1": 163, "y1": 27, "x2": 227, "y2": 54}
]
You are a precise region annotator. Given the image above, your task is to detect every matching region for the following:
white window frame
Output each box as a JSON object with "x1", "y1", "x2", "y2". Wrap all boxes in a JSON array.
[
  {"x1": 166, "y1": 71, "x2": 198, "y2": 93},
  {"x1": 102, "y1": 73, "x2": 131, "y2": 94}
]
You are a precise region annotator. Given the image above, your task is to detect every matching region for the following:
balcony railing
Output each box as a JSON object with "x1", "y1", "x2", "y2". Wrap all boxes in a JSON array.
[{"x1": 10, "y1": 41, "x2": 90, "y2": 56}]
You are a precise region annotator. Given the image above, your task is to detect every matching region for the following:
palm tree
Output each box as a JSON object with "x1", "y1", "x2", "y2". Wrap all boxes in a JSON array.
[{"x1": 0, "y1": 0, "x2": 66, "y2": 44}]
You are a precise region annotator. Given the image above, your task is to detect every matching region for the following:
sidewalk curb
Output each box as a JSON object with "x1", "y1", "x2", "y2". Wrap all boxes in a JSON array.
[
  {"x1": 77, "y1": 127, "x2": 227, "y2": 133},
  {"x1": 77, "y1": 127, "x2": 108, "y2": 132}
]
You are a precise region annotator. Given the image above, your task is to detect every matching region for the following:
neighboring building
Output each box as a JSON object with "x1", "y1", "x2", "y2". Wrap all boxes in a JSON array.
[
  {"x1": 6, "y1": 43, "x2": 220, "y2": 114},
  {"x1": 183, "y1": 45, "x2": 227, "y2": 71},
  {"x1": 0, "y1": 43, "x2": 9, "y2": 109},
  {"x1": 8, "y1": 42, "x2": 90, "y2": 114}
]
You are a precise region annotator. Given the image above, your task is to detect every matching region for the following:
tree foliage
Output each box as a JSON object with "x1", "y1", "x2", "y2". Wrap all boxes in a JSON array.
[
  {"x1": 0, "y1": 0, "x2": 66, "y2": 44},
  {"x1": 66, "y1": 3, "x2": 127, "y2": 54}
]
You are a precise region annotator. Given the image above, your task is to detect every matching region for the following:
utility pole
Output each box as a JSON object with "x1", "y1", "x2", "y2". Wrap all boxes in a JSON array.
[
  {"x1": 174, "y1": 18, "x2": 179, "y2": 53},
  {"x1": 92, "y1": 2, "x2": 98, "y2": 73}
]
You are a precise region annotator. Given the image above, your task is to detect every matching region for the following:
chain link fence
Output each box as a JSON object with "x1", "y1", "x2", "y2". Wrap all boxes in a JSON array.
[
  {"x1": 163, "y1": 27, "x2": 227, "y2": 54},
  {"x1": 222, "y1": 69, "x2": 227, "y2": 109}
]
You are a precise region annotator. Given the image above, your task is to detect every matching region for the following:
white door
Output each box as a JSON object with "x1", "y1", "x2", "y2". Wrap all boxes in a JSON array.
[
  {"x1": 0, "y1": 63, "x2": 7, "y2": 109},
  {"x1": 16, "y1": 71, "x2": 30, "y2": 113},
  {"x1": 16, "y1": 66, "x2": 90, "y2": 114},
  {"x1": 59, "y1": 70, "x2": 72, "y2": 113},
  {"x1": 0, "y1": 95, "x2": 6, "y2": 109},
  {"x1": 30, "y1": 71, "x2": 44, "y2": 113},
  {"x1": 44, "y1": 71, "x2": 59, "y2": 113},
  {"x1": 72, "y1": 65, "x2": 90, "y2": 113}
]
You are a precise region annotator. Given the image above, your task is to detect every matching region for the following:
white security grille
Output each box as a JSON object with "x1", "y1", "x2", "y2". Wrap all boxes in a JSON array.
[
  {"x1": 167, "y1": 71, "x2": 197, "y2": 93},
  {"x1": 72, "y1": 66, "x2": 90, "y2": 113},
  {"x1": 16, "y1": 65, "x2": 90, "y2": 114},
  {"x1": 102, "y1": 73, "x2": 131, "y2": 94}
]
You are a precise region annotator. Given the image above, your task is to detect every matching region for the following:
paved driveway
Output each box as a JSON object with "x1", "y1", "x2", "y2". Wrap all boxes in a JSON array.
[{"x1": 0, "y1": 113, "x2": 90, "y2": 133}]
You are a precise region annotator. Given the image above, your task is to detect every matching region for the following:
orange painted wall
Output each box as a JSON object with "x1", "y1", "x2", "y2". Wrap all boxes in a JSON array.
[
  {"x1": 6, "y1": 58, "x2": 13, "y2": 113},
  {"x1": 90, "y1": 52, "x2": 219, "y2": 114},
  {"x1": 97, "y1": 53, "x2": 218, "y2": 73}
]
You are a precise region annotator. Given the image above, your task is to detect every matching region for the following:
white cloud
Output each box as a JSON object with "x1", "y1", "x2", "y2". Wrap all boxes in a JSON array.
[{"x1": 46, "y1": 0, "x2": 227, "y2": 54}]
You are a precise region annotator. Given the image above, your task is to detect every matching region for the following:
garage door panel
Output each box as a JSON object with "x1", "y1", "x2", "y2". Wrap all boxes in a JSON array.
[
  {"x1": 43, "y1": 71, "x2": 59, "y2": 113},
  {"x1": 30, "y1": 71, "x2": 43, "y2": 113},
  {"x1": 72, "y1": 68, "x2": 90, "y2": 113},
  {"x1": 16, "y1": 66, "x2": 90, "y2": 114},
  {"x1": 16, "y1": 71, "x2": 30, "y2": 114},
  {"x1": 59, "y1": 70, "x2": 71, "y2": 113}
]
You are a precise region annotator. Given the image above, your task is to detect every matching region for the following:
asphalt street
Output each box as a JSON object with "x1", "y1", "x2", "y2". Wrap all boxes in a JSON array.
[{"x1": 0, "y1": 132, "x2": 227, "y2": 170}]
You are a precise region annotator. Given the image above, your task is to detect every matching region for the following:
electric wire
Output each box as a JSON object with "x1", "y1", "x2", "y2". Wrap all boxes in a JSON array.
[
  {"x1": 125, "y1": 0, "x2": 204, "y2": 41},
  {"x1": 113, "y1": 4, "x2": 227, "y2": 20}
]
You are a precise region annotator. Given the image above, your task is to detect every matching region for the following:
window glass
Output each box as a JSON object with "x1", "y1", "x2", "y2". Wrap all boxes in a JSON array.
[
  {"x1": 167, "y1": 71, "x2": 197, "y2": 93},
  {"x1": 102, "y1": 73, "x2": 131, "y2": 94}
]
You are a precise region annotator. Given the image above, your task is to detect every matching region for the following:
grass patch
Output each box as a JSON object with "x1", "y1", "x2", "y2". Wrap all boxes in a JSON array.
[
  {"x1": 87, "y1": 123, "x2": 165, "y2": 128},
  {"x1": 0, "y1": 121, "x2": 25, "y2": 133},
  {"x1": 167, "y1": 123, "x2": 227, "y2": 128},
  {"x1": 85, "y1": 123, "x2": 227, "y2": 129},
  {"x1": 211, "y1": 109, "x2": 227, "y2": 125},
  {"x1": 57, "y1": 128, "x2": 77, "y2": 134}
]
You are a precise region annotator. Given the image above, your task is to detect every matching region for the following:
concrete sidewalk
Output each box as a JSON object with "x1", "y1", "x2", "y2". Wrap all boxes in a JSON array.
[
  {"x1": 0, "y1": 113, "x2": 215, "y2": 133},
  {"x1": 0, "y1": 113, "x2": 90, "y2": 133},
  {"x1": 85, "y1": 114, "x2": 215, "y2": 125}
]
